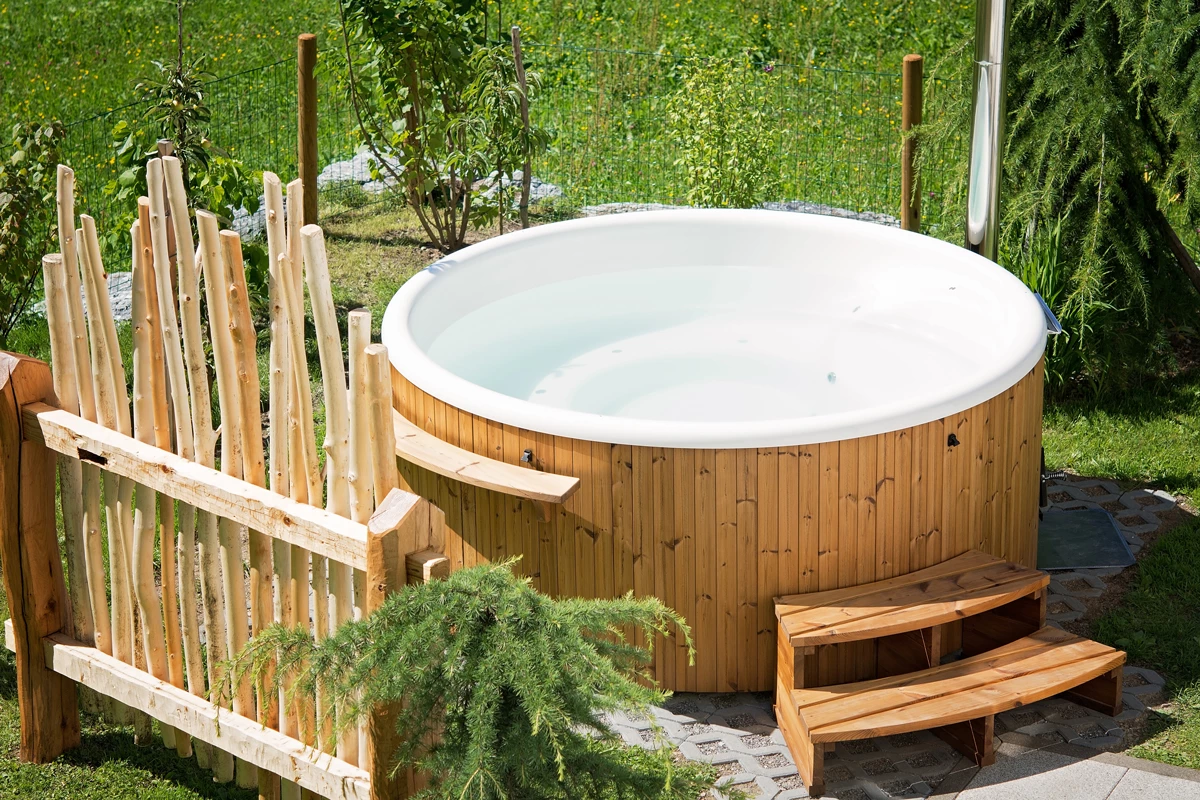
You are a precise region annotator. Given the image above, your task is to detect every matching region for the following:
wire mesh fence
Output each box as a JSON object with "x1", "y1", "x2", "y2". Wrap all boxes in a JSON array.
[
  {"x1": 522, "y1": 44, "x2": 959, "y2": 230},
  {"x1": 58, "y1": 54, "x2": 362, "y2": 238},
  {"x1": 57, "y1": 42, "x2": 959, "y2": 242}
]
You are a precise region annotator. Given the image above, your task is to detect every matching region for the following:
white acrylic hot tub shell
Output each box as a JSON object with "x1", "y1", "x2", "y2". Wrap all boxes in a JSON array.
[{"x1": 381, "y1": 209, "x2": 1047, "y2": 448}]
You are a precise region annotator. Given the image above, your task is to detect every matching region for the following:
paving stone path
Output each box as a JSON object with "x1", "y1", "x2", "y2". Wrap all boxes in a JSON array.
[{"x1": 605, "y1": 476, "x2": 1183, "y2": 799}]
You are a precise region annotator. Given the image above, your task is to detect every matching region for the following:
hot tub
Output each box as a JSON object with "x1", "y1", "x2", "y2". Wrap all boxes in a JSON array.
[{"x1": 382, "y1": 209, "x2": 1047, "y2": 692}]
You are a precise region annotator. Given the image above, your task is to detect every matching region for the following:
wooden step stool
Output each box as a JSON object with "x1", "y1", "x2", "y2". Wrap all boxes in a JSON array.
[{"x1": 773, "y1": 550, "x2": 1125, "y2": 797}]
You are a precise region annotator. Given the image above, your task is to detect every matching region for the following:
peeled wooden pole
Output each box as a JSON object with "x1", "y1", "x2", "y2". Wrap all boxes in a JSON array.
[
  {"x1": 302, "y1": 225, "x2": 356, "y2": 763},
  {"x1": 130, "y1": 219, "x2": 178, "y2": 750},
  {"x1": 363, "y1": 344, "x2": 405, "y2": 797},
  {"x1": 365, "y1": 345, "x2": 400, "y2": 502},
  {"x1": 263, "y1": 174, "x2": 300, "y2": 761},
  {"x1": 282, "y1": 179, "x2": 321, "y2": 752},
  {"x1": 76, "y1": 219, "x2": 136, "y2": 679},
  {"x1": 198, "y1": 212, "x2": 257, "y2": 790},
  {"x1": 346, "y1": 309, "x2": 372, "y2": 764},
  {"x1": 137, "y1": 190, "x2": 210, "y2": 767},
  {"x1": 56, "y1": 169, "x2": 111, "y2": 664},
  {"x1": 79, "y1": 217, "x2": 147, "y2": 738},
  {"x1": 40, "y1": 253, "x2": 94, "y2": 645},
  {"x1": 134, "y1": 203, "x2": 193, "y2": 759},
  {"x1": 151, "y1": 158, "x2": 231, "y2": 781},
  {"x1": 223, "y1": 230, "x2": 283, "y2": 800}
]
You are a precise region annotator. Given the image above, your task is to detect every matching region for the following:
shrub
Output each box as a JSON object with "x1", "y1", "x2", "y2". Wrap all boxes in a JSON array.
[
  {"x1": 666, "y1": 58, "x2": 780, "y2": 209},
  {"x1": 917, "y1": 0, "x2": 1200, "y2": 387},
  {"x1": 0, "y1": 121, "x2": 63, "y2": 349},
  {"x1": 335, "y1": 0, "x2": 548, "y2": 251},
  {"x1": 225, "y1": 560, "x2": 719, "y2": 800}
]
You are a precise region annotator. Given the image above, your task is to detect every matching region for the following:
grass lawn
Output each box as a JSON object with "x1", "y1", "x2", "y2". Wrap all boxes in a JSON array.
[
  {"x1": 1096, "y1": 520, "x2": 1200, "y2": 771},
  {"x1": 0, "y1": 591, "x2": 254, "y2": 799}
]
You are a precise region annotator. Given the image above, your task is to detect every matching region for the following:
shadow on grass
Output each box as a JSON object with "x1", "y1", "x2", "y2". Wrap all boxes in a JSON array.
[{"x1": 0, "y1": 646, "x2": 253, "y2": 799}]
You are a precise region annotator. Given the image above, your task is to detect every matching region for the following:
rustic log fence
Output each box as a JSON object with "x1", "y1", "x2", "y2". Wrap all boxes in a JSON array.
[{"x1": 0, "y1": 160, "x2": 446, "y2": 799}]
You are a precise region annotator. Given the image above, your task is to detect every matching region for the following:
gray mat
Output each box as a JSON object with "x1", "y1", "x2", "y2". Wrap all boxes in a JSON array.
[{"x1": 1038, "y1": 507, "x2": 1136, "y2": 571}]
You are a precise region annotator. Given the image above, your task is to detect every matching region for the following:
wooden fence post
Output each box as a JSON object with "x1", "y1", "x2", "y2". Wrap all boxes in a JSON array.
[
  {"x1": 0, "y1": 352, "x2": 81, "y2": 762},
  {"x1": 365, "y1": 489, "x2": 442, "y2": 800},
  {"x1": 901, "y1": 54, "x2": 923, "y2": 233},
  {"x1": 298, "y1": 34, "x2": 319, "y2": 226}
]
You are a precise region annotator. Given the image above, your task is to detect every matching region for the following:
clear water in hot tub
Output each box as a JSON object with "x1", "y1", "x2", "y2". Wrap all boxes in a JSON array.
[{"x1": 423, "y1": 263, "x2": 980, "y2": 423}]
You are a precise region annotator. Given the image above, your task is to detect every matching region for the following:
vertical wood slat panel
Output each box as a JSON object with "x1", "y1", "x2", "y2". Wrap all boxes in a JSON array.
[
  {"x1": 694, "y1": 449, "x2": 717, "y2": 691},
  {"x1": 715, "y1": 449, "x2": 737, "y2": 691},
  {"x1": 633, "y1": 447, "x2": 656, "y2": 662},
  {"x1": 735, "y1": 449, "x2": 757, "y2": 692},
  {"x1": 672, "y1": 448, "x2": 695, "y2": 691},
  {"x1": 653, "y1": 448, "x2": 675, "y2": 686},
  {"x1": 389, "y1": 362, "x2": 1043, "y2": 691},
  {"x1": 757, "y1": 448, "x2": 778, "y2": 690}
]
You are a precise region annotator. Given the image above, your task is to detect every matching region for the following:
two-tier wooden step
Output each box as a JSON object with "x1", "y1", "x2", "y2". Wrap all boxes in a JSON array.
[
  {"x1": 776, "y1": 550, "x2": 1051, "y2": 694},
  {"x1": 776, "y1": 626, "x2": 1125, "y2": 796},
  {"x1": 772, "y1": 550, "x2": 1125, "y2": 796}
]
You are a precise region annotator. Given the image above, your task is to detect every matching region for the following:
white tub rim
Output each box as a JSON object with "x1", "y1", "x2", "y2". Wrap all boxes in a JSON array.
[{"x1": 381, "y1": 209, "x2": 1047, "y2": 448}]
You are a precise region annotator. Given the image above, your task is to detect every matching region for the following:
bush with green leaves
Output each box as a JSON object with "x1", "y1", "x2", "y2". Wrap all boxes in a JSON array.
[
  {"x1": 917, "y1": 0, "x2": 1200, "y2": 389},
  {"x1": 335, "y1": 0, "x2": 548, "y2": 251},
  {"x1": 97, "y1": 53, "x2": 268, "y2": 321},
  {"x1": 0, "y1": 121, "x2": 63, "y2": 349},
  {"x1": 666, "y1": 58, "x2": 780, "y2": 209},
  {"x1": 225, "y1": 560, "x2": 721, "y2": 800}
]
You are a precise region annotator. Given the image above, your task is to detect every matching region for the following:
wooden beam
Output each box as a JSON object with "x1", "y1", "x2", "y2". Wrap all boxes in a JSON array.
[
  {"x1": 22, "y1": 403, "x2": 369, "y2": 570},
  {"x1": 405, "y1": 549, "x2": 449, "y2": 585},
  {"x1": 393, "y1": 408, "x2": 580, "y2": 504},
  {"x1": 365, "y1": 488, "x2": 432, "y2": 800},
  {"x1": 0, "y1": 352, "x2": 81, "y2": 762},
  {"x1": 39, "y1": 631, "x2": 370, "y2": 800}
]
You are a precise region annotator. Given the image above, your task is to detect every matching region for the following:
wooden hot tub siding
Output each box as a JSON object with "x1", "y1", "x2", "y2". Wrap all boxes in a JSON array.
[{"x1": 390, "y1": 357, "x2": 1045, "y2": 693}]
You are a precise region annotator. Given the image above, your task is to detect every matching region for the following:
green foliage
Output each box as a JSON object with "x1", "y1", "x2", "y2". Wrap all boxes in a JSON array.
[
  {"x1": 917, "y1": 0, "x2": 1200, "y2": 387},
  {"x1": 666, "y1": 58, "x2": 780, "y2": 209},
  {"x1": 462, "y1": 42, "x2": 551, "y2": 230},
  {"x1": 0, "y1": 121, "x2": 63, "y2": 349},
  {"x1": 136, "y1": 55, "x2": 215, "y2": 173},
  {"x1": 98, "y1": 52, "x2": 268, "y2": 320},
  {"x1": 335, "y1": 0, "x2": 548, "y2": 250},
  {"x1": 1003, "y1": 217, "x2": 1117, "y2": 387},
  {"x1": 225, "y1": 560, "x2": 714, "y2": 800}
]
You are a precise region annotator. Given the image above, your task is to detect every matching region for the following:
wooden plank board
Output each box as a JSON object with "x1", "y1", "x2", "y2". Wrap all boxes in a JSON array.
[
  {"x1": 392, "y1": 410, "x2": 578, "y2": 504},
  {"x1": 26, "y1": 403, "x2": 369, "y2": 570},
  {"x1": 779, "y1": 560, "x2": 1046, "y2": 636},
  {"x1": 811, "y1": 647, "x2": 1124, "y2": 741},
  {"x1": 715, "y1": 449, "x2": 737, "y2": 691},
  {"x1": 574, "y1": 439, "x2": 596, "y2": 599},
  {"x1": 672, "y1": 448, "x2": 695, "y2": 690},
  {"x1": 42, "y1": 632, "x2": 370, "y2": 800},
  {"x1": 798, "y1": 447, "x2": 819, "y2": 594},
  {"x1": 778, "y1": 447, "x2": 800, "y2": 599},
  {"x1": 693, "y1": 449, "x2": 717, "y2": 691},
  {"x1": 653, "y1": 448, "x2": 674, "y2": 685},
  {"x1": 735, "y1": 449, "x2": 758, "y2": 691},
  {"x1": 757, "y1": 447, "x2": 779, "y2": 689},
  {"x1": 876, "y1": 432, "x2": 895, "y2": 580},
  {"x1": 856, "y1": 435, "x2": 877, "y2": 585},
  {"x1": 777, "y1": 550, "x2": 999, "y2": 613},
  {"x1": 893, "y1": 428, "x2": 913, "y2": 579},
  {"x1": 632, "y1": 446, "x2": 655, "y2": 654},
  {"x1": 784, "y1": 572, "x2": 1049, "y2": 646}
]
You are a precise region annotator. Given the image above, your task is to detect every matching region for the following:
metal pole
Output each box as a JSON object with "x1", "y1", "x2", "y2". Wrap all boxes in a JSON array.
[{"x1": 965, "y1": 0, "x2": 1011, "y2": 261}]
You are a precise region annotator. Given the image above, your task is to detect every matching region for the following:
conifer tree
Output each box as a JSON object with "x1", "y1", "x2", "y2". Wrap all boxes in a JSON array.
[
  {"x1": 225, "y1": 561, "x2": 717, "y2": 800},
  {"x1": 917, "y1": 0, "x2": 1200, "y2": 384}
]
